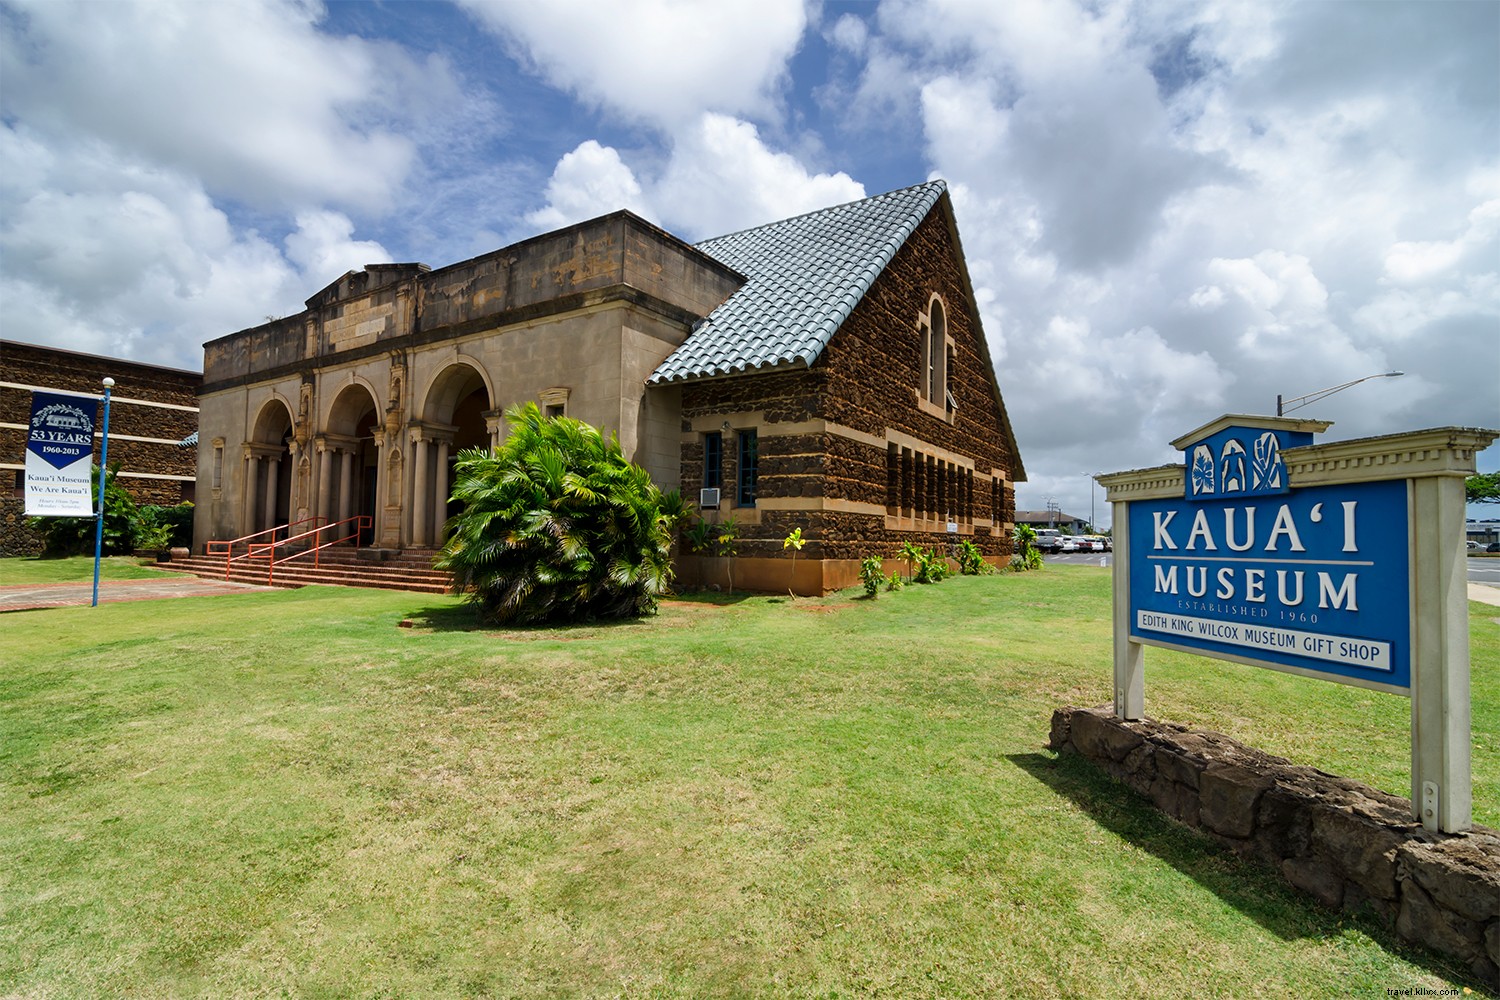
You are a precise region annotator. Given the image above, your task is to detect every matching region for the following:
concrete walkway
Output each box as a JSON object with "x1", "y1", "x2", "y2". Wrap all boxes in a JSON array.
[
  {"x1": 1470, "y1": 582, "x2": 1500, "y2": 608},
  {"x1": 0, "y1": 576, "x2": 274, "y2": 612}
]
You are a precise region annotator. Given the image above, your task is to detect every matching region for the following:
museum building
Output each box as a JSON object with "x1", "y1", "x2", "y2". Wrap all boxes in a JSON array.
[{"x1": 195, "y1": 180, "x2": 1026, "y2": 593}]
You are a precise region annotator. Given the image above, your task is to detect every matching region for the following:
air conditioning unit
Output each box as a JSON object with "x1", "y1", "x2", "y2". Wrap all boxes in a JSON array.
[{"x1": 699, "y1": 487, "x2": 721, "y2": 509}]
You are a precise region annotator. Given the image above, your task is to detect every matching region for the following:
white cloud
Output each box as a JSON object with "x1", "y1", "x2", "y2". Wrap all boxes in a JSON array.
[
  {"x1": 828, "y1": 13, "x2": 869, "y2": 55},
  {"x1": 283, "y1": 211, "x2": 392, "y2": 287},
  {"x1": 654, "y1": 114, "x2": 865, "y2": 237},
  {"x1": 459, "y1": 0, "x2": 808, "y2": 129},
  {"x1": 524, "y1": 115, "x2": 865, "y2": 242},
  {"x1": 0, "y1": 0, "x2": 439, "y2": 211},
  {"x1": 525, "y1": 141, "x2": 655, "y2": 232},
  {"x1": 0, "y1": 134, "x2": 306, "y2": 368}
]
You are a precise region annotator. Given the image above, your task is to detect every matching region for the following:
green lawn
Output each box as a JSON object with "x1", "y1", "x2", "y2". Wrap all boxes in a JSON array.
[
  {"x1": 0, "y1": 554, "x2": 191, "y2": 585},
  {"x1": 2, "y1": 566, "x2": 1494, "y2": 997}
]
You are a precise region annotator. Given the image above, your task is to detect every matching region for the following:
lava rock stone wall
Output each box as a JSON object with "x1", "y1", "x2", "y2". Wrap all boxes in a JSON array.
[
  {"x1": 680, "y1": 201, "x2": 1021, "y2": 573},
  {"x1": 1050, "y1": 705, "x2": 1500, "y2": 984}
]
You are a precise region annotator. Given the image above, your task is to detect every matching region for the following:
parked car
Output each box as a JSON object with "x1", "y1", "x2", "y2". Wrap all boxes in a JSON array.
[
  {"x1": 1059, "y1": 536, "x2": 1080, "y2": 553},
  {"x1": 1489, "y1": 542, "x2": 1500, "y2": 553},
  {"x1": 1468, "y1": 540, "x2": 1481, "y2": 550},
  {"x1": 1087, "y1": 535, "x2": 1112, "y2": 552},
  {"x1": 1034, "y1": 529, "x2": 1063, "y2": 553},
  {"x1": 1074, "y1": 536, "x2": 1096, "y2": 553}
]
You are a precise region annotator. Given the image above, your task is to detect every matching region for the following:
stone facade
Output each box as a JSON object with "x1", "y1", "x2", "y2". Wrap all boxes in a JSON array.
[
  {"x1": 1050, "y1": 705, "x2": 1500, "y2": 985},
  {"x1": 196, "y1": 213, "x2": 739, "y2": 554},
  {"x1": 677, "y1": 205, "x2": 1020, "y2": 591},
  {"x1": 194, "y1": 186, "x2": 1025, "y2": 593},
  {"x1": 1, "y1": 340, "x2": 200, "y2": 556}
]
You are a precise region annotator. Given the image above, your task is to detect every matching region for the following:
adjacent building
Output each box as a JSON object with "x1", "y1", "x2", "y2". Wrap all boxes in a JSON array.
[
  {"x1": 195, "y1": 180, "x2": 1026, "y2": 592},
  {"x1": 1, "y1": 340, "x2": 200, "y2": 556}
]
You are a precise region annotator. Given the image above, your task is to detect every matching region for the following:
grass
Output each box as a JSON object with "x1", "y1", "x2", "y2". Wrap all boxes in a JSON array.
[
  {"x1": 1, "y1": 565, "x2": 1495, "y2": 998},
  {"x1": 0, "y1": 554, "x2": 190, "y2": 585}
]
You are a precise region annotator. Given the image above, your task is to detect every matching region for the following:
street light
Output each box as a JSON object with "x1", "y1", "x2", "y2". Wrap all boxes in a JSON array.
[
  {"x1": 1083, "y1": 473, "x2": 1098, "y2": 534},
  {"x1": 1277, "y1": 371, "x2": 1404, "y2": 416}
]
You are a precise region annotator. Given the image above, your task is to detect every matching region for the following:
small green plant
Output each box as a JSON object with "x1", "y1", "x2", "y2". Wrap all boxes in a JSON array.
[
  {"x1": 957, "y1": 539, "x2": 990, "y2": 575},
  {"x1": 783, "y1": 526, "x2": 805, "y2": 597},
  {"x1": 1011, "y1": 524, "x2": 1043, "y2": 572},
  {"x1": 683, "y1": 516, "x2": 714, "y2": 555},
  {"x1": 137, "y1": 502, "x2": 194, "y2": 550},
  {"x1": 899, "y1": 540, "x2": 924, "y2": 582},
  {"x1": 885, "y1": 571, "x2": 905, "y2": 592},
  {"x1": 913, "y1": 547, "x2": 950, "y2": 584},
  {"x1": 859, "y1": 556, "x2": 884, "y2": 597},
  {"x1": 716, "y1": 515, "x2": 739, "y2": 593}
]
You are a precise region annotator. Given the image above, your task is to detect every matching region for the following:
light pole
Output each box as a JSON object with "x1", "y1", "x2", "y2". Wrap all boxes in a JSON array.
[
  {"x1": 91, "y1": 376, "x2": 115, "y2": 608},
  {"x1": 1277, "y1": 371, "x2": 1404, "y2": 416},
  {"x1": 1083, "y1": 473, "x2": 1096, "y2": 534}
]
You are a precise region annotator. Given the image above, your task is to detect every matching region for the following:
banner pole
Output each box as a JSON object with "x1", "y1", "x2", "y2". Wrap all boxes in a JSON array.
[{"x1": 91, "y1": 377, "x2": 115, "y2": 608}]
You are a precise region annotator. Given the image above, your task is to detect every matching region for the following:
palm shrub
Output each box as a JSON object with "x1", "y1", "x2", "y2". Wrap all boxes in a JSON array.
[
  {"x1": 956, "y1": 538, "x2": 991, "y2": 575},
  {"x1": 1011, "y1": 524, "x2": 1043, "y2": 571},
  {"x1": 436, "y1": 402, "x2": 682, "y2": 625}
]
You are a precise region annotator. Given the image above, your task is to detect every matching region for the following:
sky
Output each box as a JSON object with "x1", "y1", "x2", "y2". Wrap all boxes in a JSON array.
[{"x1": 2, "y1": 0, "x2": 1497, "y2": 524}]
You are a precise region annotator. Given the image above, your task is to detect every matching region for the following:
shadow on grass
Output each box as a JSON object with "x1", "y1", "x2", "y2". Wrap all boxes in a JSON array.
[
  {"x1": 399, "y1": 588, "x2": 753, "y2": 634},
  {"x1": 1006, "y1": 751, "x2": 1484, "y2": 989}
]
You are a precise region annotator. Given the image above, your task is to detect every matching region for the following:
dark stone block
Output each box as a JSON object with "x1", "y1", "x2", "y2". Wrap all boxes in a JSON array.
[
  {"x1": 1153, "y1": 747, "x2": 1204, "y2": 791},
  {"x1": 1397, "y1": 835, "x2": 1500, "y2": 924},
  {"x1": 1257, "y1": 785, "x2": 1314, "y2": 861},
  {"x1": 1068, "y1": 709, "x2": 1114, "y2": 762},
  {"x1": 1048, "y1": 709, "x2": 1074, "y2": 753},
  {"x1": 1199, "y1": 764, "x2": 1274, "y2": 840},
  {"x1": 1282, "y1": 857, "x2": 1343, "y2": 909},
  {"x1": 1397, "y1": 880, "x2": 1484, "y2": 962},
  {"x1": 1149, "y1": 775, "x2": 1200, "y2": 825},
  {"x1": 1311, "y1": 809, "x2": 1405, "y2": 901},
  {"x1": 1121, "y1": 742, "x2": 1158, "y2": 796}
]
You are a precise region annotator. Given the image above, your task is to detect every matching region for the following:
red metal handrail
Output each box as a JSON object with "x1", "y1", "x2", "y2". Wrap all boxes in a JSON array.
[
  {"x1": 246, "y1": 514, "x2": 371, "y2": 586},
  {"x1": 206, "y1": 516, "x2": 326, "y2": 580}
]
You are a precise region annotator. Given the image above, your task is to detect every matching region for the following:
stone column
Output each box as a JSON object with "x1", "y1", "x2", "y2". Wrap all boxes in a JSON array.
[
  {"x1": 316, "y1": 443, "x2": 332, "y2": 524},
  {"x1": 243, "y1": 451, "x2": 260, "y2": 535},
  {"x1": 411, "y1": 435, "x2": 430, "y2": 547},
  {"x1": 433, "y1": 438, "x2": 451, "y2": 545},
  {"x1": 264, "y1": 455, "x2": 280, "y2": 535},
  {"x1": 371, "y1": 436, "x2": 386, "y2": 545},
  {"x1": 338, "y1": 447, "x2": 354, "y2": 524},
  {"x1": 484, "y1": 409, "x2": 505, "y2": 452}
]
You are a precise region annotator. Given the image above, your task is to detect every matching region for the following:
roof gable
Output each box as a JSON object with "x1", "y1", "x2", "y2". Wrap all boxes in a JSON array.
[{"x1": 647, "y1": 180, "x2": 947, "y2": 385}]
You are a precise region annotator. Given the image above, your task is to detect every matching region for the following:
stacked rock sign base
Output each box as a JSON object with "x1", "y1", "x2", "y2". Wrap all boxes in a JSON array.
[{"x1": 1049, "y1": 706, "x2": 1499, "y2": 985}]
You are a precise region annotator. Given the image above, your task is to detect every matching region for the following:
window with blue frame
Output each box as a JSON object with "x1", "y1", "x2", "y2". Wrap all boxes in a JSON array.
[
  {"x1": 737, "y1": 429, "x2": 758, "y2": 506},
  {"x1": 703, "y1": 432, "x2": 722, "y2": 491}
]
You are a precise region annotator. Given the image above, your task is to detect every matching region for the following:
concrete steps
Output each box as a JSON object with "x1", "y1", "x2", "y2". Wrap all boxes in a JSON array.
[{"x1": 168, "y1": 546, "x2": 454, "y2": 594}]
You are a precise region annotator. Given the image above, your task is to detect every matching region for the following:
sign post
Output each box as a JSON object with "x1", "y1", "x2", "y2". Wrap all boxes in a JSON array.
[
  {"x1": 1098, "y1": 416, "x2": 1497, "y2": 833},
  {"x1": 90, "y1": 377, "x2": 116, "y2": 608}
]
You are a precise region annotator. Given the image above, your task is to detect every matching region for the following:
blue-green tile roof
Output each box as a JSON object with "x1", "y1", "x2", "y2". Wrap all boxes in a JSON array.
[{"x1": 647, "y1": 180, "x2": 947, "y2": 385}]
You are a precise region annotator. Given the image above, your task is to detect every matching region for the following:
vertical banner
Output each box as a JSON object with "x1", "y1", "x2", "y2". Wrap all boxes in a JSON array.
[{"x1": 25, "y1": 391, "x2": 97, "y2": 516}]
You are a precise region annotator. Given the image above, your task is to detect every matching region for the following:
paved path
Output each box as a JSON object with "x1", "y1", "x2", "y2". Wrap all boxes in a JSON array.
[
  {"x1": 0, "y1": 576, "x2": 274, "y2": 612},
  {"x1": 1470, "y1": 582, "x2": 1500, "y2": 608}
]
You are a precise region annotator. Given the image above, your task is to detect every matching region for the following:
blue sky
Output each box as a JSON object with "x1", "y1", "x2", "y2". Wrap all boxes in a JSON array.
[{"x1": 2, "y1": 0, "x2": 1497, "y2": 522}]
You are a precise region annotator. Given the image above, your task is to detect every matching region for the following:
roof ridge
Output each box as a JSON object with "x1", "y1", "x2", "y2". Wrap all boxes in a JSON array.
[{"x1": 694, "y1": 179, "x2": 947, "y2": 249}]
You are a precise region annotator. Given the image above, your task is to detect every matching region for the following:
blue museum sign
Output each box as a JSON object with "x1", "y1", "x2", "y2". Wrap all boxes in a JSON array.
[{"x1": 1129, "y1": 420, "x2": 1411, "y2": 692}]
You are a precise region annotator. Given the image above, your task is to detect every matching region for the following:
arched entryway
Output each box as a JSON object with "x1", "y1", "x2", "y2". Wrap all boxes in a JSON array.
[
  {"x1": 411, "y1": 363, "x2": 491, "y2": 547},
  {"x1": 246, "y1": 399, "x2": 294, "y2": 536},
  {"x1": 324, "y1": 383, "x2": 380, "y2": 544}
]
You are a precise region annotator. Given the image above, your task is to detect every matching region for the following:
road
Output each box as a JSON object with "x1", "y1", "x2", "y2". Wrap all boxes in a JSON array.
[{"x1": 1043, "y1": 551, "x2": 1500, "y2": 589}]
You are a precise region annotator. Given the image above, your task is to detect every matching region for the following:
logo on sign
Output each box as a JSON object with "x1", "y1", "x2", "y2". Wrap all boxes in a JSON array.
[{"x1": 29, "y1": 399, "x2": 94, "y2": 469}]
